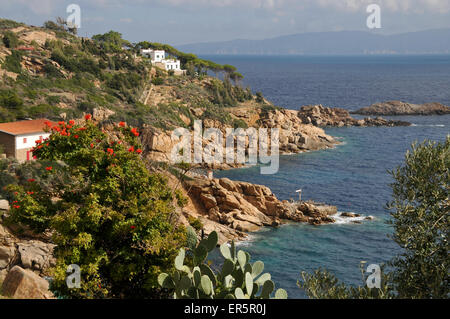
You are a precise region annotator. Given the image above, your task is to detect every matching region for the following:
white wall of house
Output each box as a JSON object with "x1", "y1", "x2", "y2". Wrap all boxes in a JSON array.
[
  {"x1": 15, "y1": 133, "x2": 50, "y2": 150},
  {"x1": 151, "y1": 50, "x2": 165, "y2": 63},
  {"x1": 140, "y1": 49, "x2": 152, "y2": 57},
  {"x1": 164, "y1": 60, "x2": 181, "y2": 71}
]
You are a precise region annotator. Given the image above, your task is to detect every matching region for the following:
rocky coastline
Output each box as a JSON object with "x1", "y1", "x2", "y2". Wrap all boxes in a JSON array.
[
  {"x1": 179, "y1": 177, "x2": 370, "y2": 244},
  {"x1": 350, "y1": 101, "x2": 450, "y2": 116},
  {"x1": 297, "y1": 104, "x2": 411, "y2": 127}
]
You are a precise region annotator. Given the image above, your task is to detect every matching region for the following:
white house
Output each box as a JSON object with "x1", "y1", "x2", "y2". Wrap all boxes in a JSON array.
[
  {"x1": 140, "y1": 49, "x2": 165, "y2": 63},
  {"x1": 163, "y1": 59, "x2": 181, "y2": 71},
  {"x1": 0, "y1": 119, "x2": 54, "y2": 162},
  {"x1": 140, "y1": 48, "x2": 182, "y2": 71}
]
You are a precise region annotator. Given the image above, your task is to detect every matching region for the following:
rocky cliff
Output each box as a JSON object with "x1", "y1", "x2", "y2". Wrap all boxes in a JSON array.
[
  {"x1": 182, "y1": 177, "x2": 338, "y2": 244},
  {"x1": 351, "y1": 101, "x2": 450, "y2": 116},
  {"x1": 141, "y1": 106, "x2": 338, "y2": 167}
]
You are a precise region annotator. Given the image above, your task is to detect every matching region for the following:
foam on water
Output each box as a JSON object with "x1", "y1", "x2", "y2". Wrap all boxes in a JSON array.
[{"x1": 332, "y1": 212, "x2": 372, "y2": 225}]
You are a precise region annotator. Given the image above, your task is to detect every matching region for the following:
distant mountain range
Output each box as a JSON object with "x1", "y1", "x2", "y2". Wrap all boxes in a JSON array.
[{"x1": 177, "y1": 29, "x2": 450, "y2": 55}]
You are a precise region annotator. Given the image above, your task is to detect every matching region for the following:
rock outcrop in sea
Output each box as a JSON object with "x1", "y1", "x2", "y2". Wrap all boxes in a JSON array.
[
  {"x1": 297, "y1": 104, "x2": 411, "y2": 127},
  {"x1": 182, "y1": 177, "x2": 338, "y2": 244},
  {"x1": 351, "y1": 101, "x2": 450, "y2": 116}
]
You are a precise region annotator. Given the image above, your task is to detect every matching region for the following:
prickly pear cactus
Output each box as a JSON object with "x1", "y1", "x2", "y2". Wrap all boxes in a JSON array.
[{"x1": 158, "y1": 231, "x2": 287, "y2": 299}]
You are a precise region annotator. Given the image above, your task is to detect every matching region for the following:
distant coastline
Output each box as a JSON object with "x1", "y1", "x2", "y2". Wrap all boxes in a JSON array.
[{"x1": 177, "y1": 29, "x2": 450, "y2": 56}]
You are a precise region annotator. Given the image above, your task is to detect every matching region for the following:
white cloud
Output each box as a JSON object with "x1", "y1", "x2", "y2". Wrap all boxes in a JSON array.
[
  {"x1": 147, "y1": 0, "x2": 450, "y2": 13},
  {"x1": 6, "y1": 0, "x2": 450, "y2": 14}
]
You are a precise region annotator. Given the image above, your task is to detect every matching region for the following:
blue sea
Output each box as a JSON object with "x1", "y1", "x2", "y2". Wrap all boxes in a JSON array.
[{"x1": 202, "y1": 55, "x2": 450, "y2": 298}]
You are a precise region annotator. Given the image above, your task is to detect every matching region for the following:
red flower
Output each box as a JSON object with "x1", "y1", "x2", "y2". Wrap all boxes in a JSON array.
[
  {"x1": 136, "y1": 149, "x2": 142, "y2": 154},
  {"x1": 128, "y1": 146, "x2": 134, "y2": 152},
  {"x1": 74, "y1": 135, "x2": 79, "y2": 139},
  {"x1": 130, "y1": 127, "x2": 139, "y2": 137},
  {"x1": 13, "y1": 205, "x2": 20, "y2": 209},
  {"x1": 85, "y1": 114, "x2": 92, "y2": 120},
  {"x1": 66, "y1": 125, "x2": 72, "y2": 129},
  {"x1": 106, "y1": 148, "x2": 114, "y2": 155},
  {"x1": 33, "y1": 155, "x2": 37, "y2": 160},
  {"x1": 44, "y1": 121, "x2": 51, "y2": 127},
  {"x1": 130, "y1": 225, "x2": 136, "y2": 230},
  {"x1": 77, "y1": 127, "x2": 87, "y2": 131},
  {"x1": 45, "y1": 166, "x2": 52, "y2": 171},
  {"x1": 27, "y1": 178, "x2": 35, "y2": 182},
  {"x1": 58, "y1": 121, "x2": 65, "y2": 125},
  {"x1": 119, "y1": 121, "x2": 126, "y2": 127},
  {"x1": 12, "y1": 200, "x2": 18, "y2": 203},
  {"x1": 90, "y1": 143, "x2": 94, "y2": 148},
  {"x1": 69, "y1": 120, "x2": 75, "y2": 125},
  {"x1": 27, "y1": 191, "x2": 34, "y2": 195}
]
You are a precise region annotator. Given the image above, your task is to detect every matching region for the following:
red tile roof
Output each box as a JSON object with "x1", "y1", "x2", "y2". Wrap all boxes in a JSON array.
[
  {"x1": 0, "y1": 119, "x2": 55, "y2": 136},
  {"x1": 16, "y1": 46, "x2": 35, "y2": 51}
]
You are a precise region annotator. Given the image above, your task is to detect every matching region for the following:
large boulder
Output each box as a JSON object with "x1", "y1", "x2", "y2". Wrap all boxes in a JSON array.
[
  {"x1": 17, "y1": 241, "x2": 55, "y2": 273},
  {"x1": 0, "y1": 200, "x2": 9, "y2": 211},
  {"x1": 0, "y1": 245, "x2": 16, "y2": 269},
  {"x1": 1, "y1": 266, "x2": 54, "y2": 299}
]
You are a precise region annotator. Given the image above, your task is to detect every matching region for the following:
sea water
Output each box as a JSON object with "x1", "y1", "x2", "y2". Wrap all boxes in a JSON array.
[{"x1": 203, "y1": 55, "x2": 450, "y2": 298}]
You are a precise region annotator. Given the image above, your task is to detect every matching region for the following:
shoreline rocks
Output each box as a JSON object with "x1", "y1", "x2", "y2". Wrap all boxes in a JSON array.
[
  {"x1": 183, "y1": 177, "x2": 340, "y2": 243},
  {"x1": 298, "y1": 104, "x2": 411, "y2": 127},
  {"x1": 141, "y1": 107, "x2": 339, "y2": 170},
  {"x1": 351, "y1": 101, "x2": 450, "y2": 116}
]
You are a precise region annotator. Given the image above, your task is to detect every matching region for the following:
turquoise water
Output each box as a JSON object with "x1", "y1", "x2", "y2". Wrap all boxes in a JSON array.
[{"x1": 204, "y1": 55, "x2": 450, "y2": 298}]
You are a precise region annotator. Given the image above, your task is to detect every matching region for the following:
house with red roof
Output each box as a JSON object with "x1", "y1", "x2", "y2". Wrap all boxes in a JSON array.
[{"x1": 0, "y1": 119, "x2": 54, "y2": 161}]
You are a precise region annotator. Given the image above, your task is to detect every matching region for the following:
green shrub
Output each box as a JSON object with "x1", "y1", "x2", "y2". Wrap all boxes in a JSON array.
[
  {"x1": 158, "y1": 231, "x2": 288, "y2": 299},
  {"x1": 175, "y1": 189, "x2": 188, "y2": 207},
  {"x1": 255, "y1": 92, "x2": 265, "y2": 104},
  {"x1": 2, "y1": 50, "x2": 22, "y2": 73},
  {"x1": 232, "y1": 119, "x2": 248, "y2": 129},
  {"x1": 0, "y1": 19, "x2": 24, "y2": 29},
  {"x1": 0, "y1": 89, "x2": 23, "y2": 109},
  {"x1": 46, "y1": 95, "x2": 61, "y2": 105},
  {"x1": 43, "y1": 63, "x2": 64, "y2": 78},
  {"x1": 188, "y1": 216, "x2": 203, "y2": 231},
  {"x1": 5, "y1": 120, "x2": 187, "y2": 298},
  {"x1": 2, "y1": 31, "x2": 19, "y2": 48},
  {"x1": 151, "y1": 77, "x2": 164, "y2": 85}
]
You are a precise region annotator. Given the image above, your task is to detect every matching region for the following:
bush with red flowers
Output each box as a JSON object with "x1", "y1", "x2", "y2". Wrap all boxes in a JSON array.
[{"x1": 5, "y1": 118, "x2": 186, "y2": 299}]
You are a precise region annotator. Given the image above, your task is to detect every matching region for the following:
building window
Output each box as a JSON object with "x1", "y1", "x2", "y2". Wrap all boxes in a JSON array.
[{"x1": 23, "y1": 137, "x2": 27, "y2": 143}]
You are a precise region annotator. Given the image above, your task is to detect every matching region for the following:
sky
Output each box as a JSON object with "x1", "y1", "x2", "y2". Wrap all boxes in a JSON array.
[{"x1": 1, "y1": 0, "x2": 450, "y2": 45}]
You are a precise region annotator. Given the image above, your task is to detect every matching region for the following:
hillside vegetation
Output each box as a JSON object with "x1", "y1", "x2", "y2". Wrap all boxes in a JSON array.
[{"x1": 0, "y1": 18, "x2": 265, "y2": 130}]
